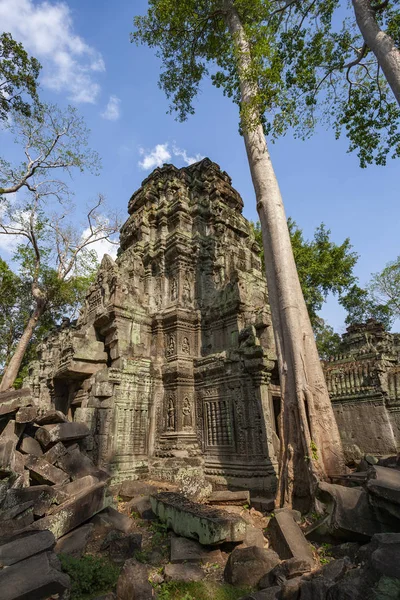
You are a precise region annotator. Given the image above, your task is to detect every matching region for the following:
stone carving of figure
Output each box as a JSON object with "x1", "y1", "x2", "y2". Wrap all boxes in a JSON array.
[
  {"x1": 167, "y1": 396, "x2": 176, "y2": 431},
  {"x1": 182, "y1": 277, "x2": 191, "y2": 304},
  {"x1": 166, "y1": 335, "x2": 175, "y2": 357},
  {"x1": 170, "y1": 277, "x2": 178, "y2": 301},
  {"x1": 182, "y1": 337, "x2": 190, "y2": 355},
  {"x1": 182, "y1": 397, "x2": 192, "y2": 429}
]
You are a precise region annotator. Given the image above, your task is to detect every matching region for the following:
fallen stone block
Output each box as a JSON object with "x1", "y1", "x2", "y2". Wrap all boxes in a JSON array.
[
  {"x1": 150, "y1": 492, "x2": 247, "y2": 545},
  {"x1": 0, "y1": 388, "x2": 32, "y2": 418},
  {"x1": 368, "y1": 532, "x2": 400, "y2": 579},
  {"x1": 25, "y1": 454, "x2": 70, "y2": 486},
  {"x1": 119, "y1": 479, "x2": 160, "y2": 501},
  {"x1": 92, "y1": 506, "x2": 134, "y2": 533},
  {"x1": 224, "y1": 546, "x2": 281, "y2": 587},
  {"x1": 55, "y1": 444, "x2": 109, "y2": 481},
  {"x1": 259, "y1": 556, "x2": 312, "y2": 589},
  {"x1": 25, "y1": 481, "x2": 111, "y2": 539},
  {"x1": 312, "y1": 481, "x2": 400, "y2": 542},
  {"x1": 164, "y1": 562, "x2": 204, "y2": 582},
  {"x1": 239, "y1": 525, "x2": 266, "y2": 549},
  {"x1": 251, "y1": 496, "x2": 275, "y2": 513},
  {"x1": 207, "y1": 490, "x2": 250, "y2": 506},
  {"x1": 108, "y1": 532, "x2": 142, "y2": 564},
  {"x1": 15, "y1": 406, "x2": 39, "y2": 423},
  {"x1": 240, "y1": 588, "x2": 281, "y2": 600},
  {"x1": 0, "y1": 439, "x2": 16, "y2": 475},
  {"x1": 367, "y1": 465, "x2": 400, "y2": 506},
  {"x1": 0, "y1": 501, "x2": 34, "y2": 535},
  {"x1": 3, "y1": 484, "x2": 59, "y2": 517},
  {"x1": 116, "y1": 558, "x2": 153, "y2": 600},
  {"x1": 0, "y1": 530, "x2": 55, "y2": 566},
  {"x1": 55, "y1": 523, "x2": 94, "y2": 557},
  {"x1": 42, "y1": 441, "x2": 67, "y2": 464},
  {"x1": 19, "y1": 434, "x2": 43, "y2": 457},
  {"x1": 267, "y1": 508, "x2": 314, "y2": 565},
  {"x1": 35, "y1": 410, "x2": 68, "y2": 425},
  {"x1": 0, "y1": 420, "x2": 25, "y2": 443},
  {"x1": 0, "y1": 550, "x2": 70, "y2": 600},
  {"x1": 170, "y1": 535, "x2": 223, "y2": 564},
  {"x1": 126, "y1": 495, "x2": 155, "y2": 520},
  {"x1": 0, "y1": 499, "x2": 34, "y2": 522},
  {"x1": 35, "y1": 422, "x2": 89, "y2": 448}
]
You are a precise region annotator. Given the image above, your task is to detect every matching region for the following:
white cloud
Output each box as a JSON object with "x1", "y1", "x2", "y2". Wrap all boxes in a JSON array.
[
  {"x1": 81, "y1": 227, "x2": 118, "y2": 262},
  {"x1": 172, "y1": 144, "x2": 204, "y2": 166},
  {"x1": 138, "y1": 143, "x2": 172, "y2": 170},
  {"x1": 0, "y1": 0, "x2": 105, "y2": 103},
  {"x1": 138, "y1": 143, "x2": 204, "y2": 171},
  {"x1": 101, "y1": 95, "x2": 121, "y2": 121}
]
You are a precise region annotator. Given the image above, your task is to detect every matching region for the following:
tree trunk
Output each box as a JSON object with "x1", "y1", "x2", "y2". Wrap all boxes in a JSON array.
[
  {"x1": 223, "y1": 1, "x2": 345, "y2": 510},
  {"x1": 352, "y1": 0, "x2": 400, "y2": 106},
  {"x1": 0, "y1": 300, "x2": 45, "y2": 392}
]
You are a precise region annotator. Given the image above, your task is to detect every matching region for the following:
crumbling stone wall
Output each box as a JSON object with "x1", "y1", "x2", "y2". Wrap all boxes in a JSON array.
[
  {"x1": 25, "y1": 159, "x2": 279, "y2": 492},
  {"x1": 324, "y1": 320, "x2": 400, "y2": 462}
]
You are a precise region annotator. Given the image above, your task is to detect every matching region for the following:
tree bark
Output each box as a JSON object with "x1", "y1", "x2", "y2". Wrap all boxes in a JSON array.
[
  {"x1": 223, "y1": 1, "x2": 345, "y2": 510},
  {"x1": 352, "y1": 0, "x2": 400, "y2": 106},
  {"x1": 0, "y1": 299, "x2": 45, "y2": 392}
]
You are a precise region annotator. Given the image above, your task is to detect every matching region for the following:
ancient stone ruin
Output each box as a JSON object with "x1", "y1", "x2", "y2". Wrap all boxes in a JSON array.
[
  {"x1": 25, "y1": 159, "x2": 280, "y2": 493},
  {"x1": 324, "y1": 320, "x2": 400, "y2": 462}
]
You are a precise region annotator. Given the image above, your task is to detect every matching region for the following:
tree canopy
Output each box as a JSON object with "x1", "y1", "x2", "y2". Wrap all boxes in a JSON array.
[{"x1": 0, "y1": 32, "x2": 41, "y2": 122}]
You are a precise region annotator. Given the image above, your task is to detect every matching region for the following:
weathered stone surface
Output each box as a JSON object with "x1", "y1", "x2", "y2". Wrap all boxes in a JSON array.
[
  {"x1": 126, "y1": 496, "x2": 155, "y2": 520},
  {"x1": 367, "y1": 465, "x2": 400, "y2": 505},
  {"x1": 19, "y1": 434, "x2": 42, "y2": 457},
  {"x1": 268, "y1": 509, "x2": 314, "y2": 565},
  {"x1": 239, "y1": 525, "x2": 266, "y2": 549},
  {"x1": 2, "y1": 485, "x2": 58, "y2": 517},
  {"x1": 259, "y1": 557, "x2": 312, "y2": 589},
  {"x1": 164, "y1": 562, "x2": 204, "y2": 582},
  {"x1": 92, "y1": 506, "x2": 134, "y2": 533},
  {"x1": 0, "y1": 439, "x2": 16, "y2": 475},
  {"x1": 281, "y1": 576, "x2": 302, "y2": 600},
  {"x1": 24, "y1": 454, "x2": 70, "y2": 485},
  {"x1": 27, "y1": 481, "x2": 111, "y2": 539},
  {"x1": 298, "y1": 577, "x2": 333, "y2": 600},
  {"x1": 54, "y1": 523, "x2": 94, "y2": 557},
  {"x1": 0, "y1": 530, "x2": 55, "y2": 566},
  {"x1": 0, "y1": 550, "x2": 70, "y2": 600},
  {"x1": 207, "y1": 490, "x2": 250, "y2": 506},
  {"x1": 108, "y1": 533, "x2": 142, "y2": 564},
  {"x1": 116, "y1": 558, "x2": 153, "y2": 600},
  {"x1": 0, "y1": 420, "x2": 24, "y2": 443},
  {"x1": 251, "y1": 497, "x2": 275, "y2": 513},
  {"x1": 314, "y1": 481, "x2": 399, "y2": 541},
  {"x1": 151, "y1": 492, "x2": 247, "y2": 544},
  {"x1": 224, "y1": 546, "x2": 281, "y2": 587},
  {"x1": 0, "y1": 388, "x2": 32, "y2": 418},
  {"x1": 240, "y1": 588, "x2": 281, "y2": 600},
  {"x1": 42, "y1": 441, "x2": 67, "y2": 464},
  {"x1": 368, "y1": 533, "x2": 400, "y2": 579},
  {"x1": 36, "y1": 410, "x2": 68, "y2": 425},
  {"x1": 55, "y1": 444, "x2": 109, "y2": 481},
  {"x1": 328, "y1": 542, "x2": 360, "y2": 562},
  {"x1": 15, "y1": 406, "x2": 38, "y2": 423},
  {"x1": 119, "y1": 479, "x2": 159, "y2": 501},
  {"x1": 35, "y1": 422, "x2": 89, "y2": 448},
  {"x1": 170, "y1": 535, "x2": 222, "y2": 564}
]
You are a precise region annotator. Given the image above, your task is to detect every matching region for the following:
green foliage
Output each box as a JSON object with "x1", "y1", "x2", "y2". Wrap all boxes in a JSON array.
[
  {"x1": 132, "y1": 0, "x2": 400, "y2": 166},
  {"x1": 313, "y1": 317, "x2": 342, "y2": 360},
  {"x1": 251, "y1": 219, "x2": 358, "y2": 327},
  {"x1": 59, "y1": 554, "x2": 120, "y2": 600},
  {"x1": 155, "y1": 581, "x2": 253, "y2": 600},
  {"x1": 339, "y1": 284, "x2": 394, "y2": 329},
  {"x1": 369, "y1": 256, "x2": 400, "y2": 319},
  {"x1": 0, "y1": 32, "x2": 41, "y2": 121}
]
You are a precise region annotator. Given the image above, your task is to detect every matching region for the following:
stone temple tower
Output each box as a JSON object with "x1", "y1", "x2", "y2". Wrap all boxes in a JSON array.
[{"x1": 27, "y1": 159, "x2": 280, "y2": 493}]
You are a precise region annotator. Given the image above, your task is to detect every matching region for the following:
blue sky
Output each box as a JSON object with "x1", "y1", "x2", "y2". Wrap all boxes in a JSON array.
[{"x1": 0, "y1": 0, "x2": 399, "y2": 334}]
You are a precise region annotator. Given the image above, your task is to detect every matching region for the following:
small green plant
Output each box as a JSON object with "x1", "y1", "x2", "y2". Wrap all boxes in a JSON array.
[
  {"x1": 130, "y1": 509, "x2": 140, "y2": 519},
  {"x1": 59, "y1": 554, "x2": 120, "y2": 600},
  {"x1": 155, "y1": 581, "x2": 254, "y2": 600},
  {"x1": 242, "y1": 503, "x2": 250, "y2": 510},
  {"x1": 134, "y1": 549, "x2": 150, "y2": 563},
  {"x1": 310, "y1": 440, "x2": 319, "y2": 461}
]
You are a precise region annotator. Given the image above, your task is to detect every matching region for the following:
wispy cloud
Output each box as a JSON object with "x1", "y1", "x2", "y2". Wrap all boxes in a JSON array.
[
  {"x1": 138, "y1": 143, "x2": 204, "y2": 171},
  {"x1": 101, "y1": 95, "x2": 121, "y2": 121},
  {"x1": 138, "y1": 143, "x2": 172, "y2": 170},
  {"x1": 0, "y1": 0, "x2": 105, "y2": 103}
]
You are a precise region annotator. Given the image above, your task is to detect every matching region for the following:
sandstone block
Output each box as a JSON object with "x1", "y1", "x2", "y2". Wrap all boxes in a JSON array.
[
  {"x1": 26, "y1": 481, "x2": 111, "y2": 539},
  {"x1": 55, "y1": 523, "x2": 94, "y2": 557},
  {"x1": 150, "y1": 492, "x2": 247, "y2": 544},
  {"x1": 164, "y1": 562, "x2": 204, "y2": 582},
  {"x1": 0, "y1": 530, "x2": 55, "y2": 566},
  {"x1": 3, "y1": 484, "x2": 58, "y2": 517},
  {"x1": 0, "y1": 550, "x2": 70, "y2": 600},
  {"x1": 55, "y1": 444, "x2": 109, "y2": 481},
  {"x1": 127, "y1": 496, "x2": 155, "y2": 520},
  {"x1": 170, "y1": 535, "x2": 222, "y2": 564},
  {"x1": 0, "y1": 439, "x2": 16, "y2": 475},
  {"x1": 42, "y1": 441, "x2": 67, "y2": 464},
  {"x1": 367, "y1": 465, "x2": 400, "y2": 506},
  {"x1": 15, "y1": 406, "x2": 39, "y2": 423},
  {"x1": 25, "y1": 454, "x2": 70, "y2": 486},
  {"x1": 19, "y1": 435, "x2": 43, "y2": 457},
  {"x1": 267, "y1": 508, "x2": 314, "y2": 565},
  {"x1": 224, "y1": 546, "x2": 281, "y2": 587},
  {"x1": 207, "y1": 489, "x2": 250, "y2": 506},
  {"x1": 35, "y1": 410, "x2": 68, "y2": 425},
  {"x1": 116, "y1": 558, "x2": 153, "y2": 600},
  {"x1": 92, "y1": 506, "x2": 134, "y2": 533},
  {"x1": 35, "y1": 422, "x2": 89, "y2": 448},
  {"x1": 0, "y1": 388, "x2": 32, "y2": 418},
  {"x1": 119, "y1": 479, "x2": 159, "y2": 501}
]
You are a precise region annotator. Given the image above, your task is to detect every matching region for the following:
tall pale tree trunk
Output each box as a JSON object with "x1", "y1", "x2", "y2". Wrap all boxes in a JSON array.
[
  {"x1": 0, "y1": 297, "x2": 46, "y2": 392},
  {"x1": 352, "y1": 0, "x2": 400, "y2": 106},
  {"x1": 223, "y1": 1, "x2": 345, "y2": 510}
]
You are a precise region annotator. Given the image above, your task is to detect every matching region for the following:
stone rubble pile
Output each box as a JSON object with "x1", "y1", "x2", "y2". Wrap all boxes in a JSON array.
[{"x1": 0, "y1": 388, "x2": 113, "y2": 600}]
